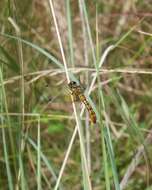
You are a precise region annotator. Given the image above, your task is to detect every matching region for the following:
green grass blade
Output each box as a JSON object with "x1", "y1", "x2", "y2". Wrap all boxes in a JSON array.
[
  {"x1": 66, "y1": 0, "x2": 74, "y2": 67},
  {"x1": 27, "y1": 137, "x2": 63, "y2": 190},
  {"x1": 0, "y1": 67, "x2": 13, "y2": 190},
  {"x1": 1, "y1": 33, "x2": 64, "y2": 69},
  {"x1": 104, "y1": 125, "x2": 120, "y2": 190},
  {"x1": 37, "y1": 115, "x2": 41, "y2": 190}
]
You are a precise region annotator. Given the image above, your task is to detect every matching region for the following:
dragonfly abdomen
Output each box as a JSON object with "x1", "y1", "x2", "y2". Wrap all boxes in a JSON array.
[{"x1": 79, "y1": 94, "x2": 96, "y2": 124}]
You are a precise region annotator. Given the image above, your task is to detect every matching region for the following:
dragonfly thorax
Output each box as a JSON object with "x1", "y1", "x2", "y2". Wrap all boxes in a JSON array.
[{"x1": 68, "y1": 81, "x2": 82, "y2": 94}]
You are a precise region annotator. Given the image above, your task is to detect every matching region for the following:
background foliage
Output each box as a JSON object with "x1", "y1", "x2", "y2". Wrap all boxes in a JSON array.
[{"x1": 0, "y1": 0, "x2": 152, "y2": 189}]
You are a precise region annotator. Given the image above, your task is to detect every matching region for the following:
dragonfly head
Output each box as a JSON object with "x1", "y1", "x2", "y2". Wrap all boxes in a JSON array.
[{"x1": 68, "y1": 81, "x2": 78, "y2": 90}]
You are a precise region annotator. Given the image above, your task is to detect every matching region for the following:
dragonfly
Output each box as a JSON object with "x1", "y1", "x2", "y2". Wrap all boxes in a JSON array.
[
  {"x1": 35, "y1": 79, "x2": 96, "y2": 124},
  {"x1": 68, "y1": 81, "x2": 96, "y2": 124}
]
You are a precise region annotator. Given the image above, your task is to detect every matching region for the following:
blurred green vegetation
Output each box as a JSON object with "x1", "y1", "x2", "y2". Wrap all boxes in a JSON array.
[{"x1": 0, "y1": 0, "x2": 152, "y2": 190}]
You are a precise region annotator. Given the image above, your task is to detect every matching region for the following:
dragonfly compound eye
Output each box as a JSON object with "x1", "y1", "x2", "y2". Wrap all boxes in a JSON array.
[
  {"x1": 68, "y1": 81, "x2": 77, "y2": 87},
  {"x1": 71, "y1": 81, "x2": 77, "y2": 85}
]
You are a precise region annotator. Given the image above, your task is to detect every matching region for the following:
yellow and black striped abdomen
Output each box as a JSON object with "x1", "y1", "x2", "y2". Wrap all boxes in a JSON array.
[{"x1": 79, "y1": 94, "x2": 96, "y2": 124}]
